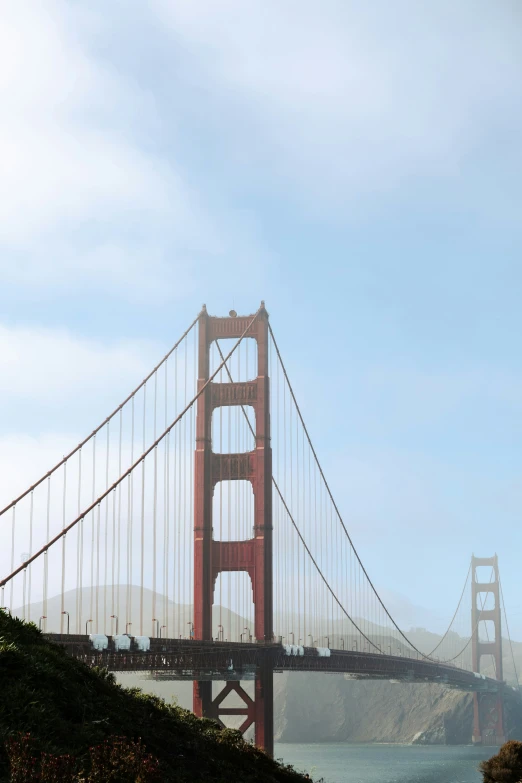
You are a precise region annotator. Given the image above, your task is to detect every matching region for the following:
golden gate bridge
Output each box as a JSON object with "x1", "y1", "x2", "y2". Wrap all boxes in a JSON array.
[{"x1": 0, "y1": 303, "x2": 519, "y2": 754}]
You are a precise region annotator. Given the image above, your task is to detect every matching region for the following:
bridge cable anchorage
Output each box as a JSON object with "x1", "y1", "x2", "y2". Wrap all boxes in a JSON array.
[
  {"x1": 0, "y1": 309, "x2": 261, "y2": 591},
  {"x1": 500, "y1": 576, "x2": 520, "y2": 689},
  {"x1": 0, "y1": 315, "x2": 199, "y2": 519},
  {"x1": 267, "y1": 323, "x2": 489, "y2": 663}
]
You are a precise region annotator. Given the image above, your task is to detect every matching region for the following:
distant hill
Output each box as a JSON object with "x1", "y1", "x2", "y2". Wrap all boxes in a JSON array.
[{"x1": 14, "y1": 584, "x2": 251, "y2": 641}]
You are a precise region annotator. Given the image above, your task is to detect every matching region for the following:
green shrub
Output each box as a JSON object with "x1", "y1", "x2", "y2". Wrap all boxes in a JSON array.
[
  {"x1": 0, "y1": 610, "x2": 307, "y2": 782},
  {"x1": 480, "y1": 740, "x2": 522, "y2": 782}
]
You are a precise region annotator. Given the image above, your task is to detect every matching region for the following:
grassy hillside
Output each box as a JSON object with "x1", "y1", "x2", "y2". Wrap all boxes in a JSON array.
[{"x1": 0, "y1": 611, "x2": 307, "y2": 782}]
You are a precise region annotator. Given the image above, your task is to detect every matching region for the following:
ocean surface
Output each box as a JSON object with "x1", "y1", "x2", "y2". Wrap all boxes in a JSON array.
[{"x1": 274, "y1": 743, "x2": 497, "y2": 783}]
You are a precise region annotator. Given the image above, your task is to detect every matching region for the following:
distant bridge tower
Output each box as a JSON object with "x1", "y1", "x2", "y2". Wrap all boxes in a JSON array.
[
  {"x1": 471, "y1": 554, "x2": 505, "y2": 745},
  {"x1": 193, "y1": 304, "x2": 274, "y2": 754}
]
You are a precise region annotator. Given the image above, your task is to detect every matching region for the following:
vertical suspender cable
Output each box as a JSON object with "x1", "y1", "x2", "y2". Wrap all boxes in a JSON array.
[
  {"x1": 28, "y1": 491, "x2": 33, "y2": 622},
  {"x1": 164, "y1": 360, "x2": 169, "y2": 635},
  {"x1": 90, "y1": 436, "x2": 96, "y2": 631},
  {"x1": 283, "y1": 365, "x2": 287, "y2": 637},
  {"x1": 302, "y1": 420, "x2": 306, "y2": 643},
  {"x1": 288, "y1": 382, "x2": 290, "y2": 643},
  {"x1": 190, "y1": 327, "x2": 196, "y2": 633},
  {"x1": 61, "y1": 461, "x2": 67, "y2": 633},
  {"x1": 117, "y1": 408, "x2": 122, "y2": 625},
  {"x1": 78, "y1": 449, "x2": 83, "y2": 633},
  {"x1": 499, "y1": 578, "x2": 519, "y2": 689},
  {"x1": 305, "y1": 440, "x2": 308, "y2": 642},
  {"x1": 227, "y1": 364, "x2": 231, "y2": 638},
  {"x1": 152, "y1": 441, "x2": 157, "y2": 636},
  {"x1": 22, "y1": 567, "x2": 26, "y2": 621},
  {"x1": 140, "y1": 384, "x2": 146, "y2": 637},
  {"x1": 9, "y1": 506, "x2": 15, "y2": 612},
  {"x1": 111, "y1": 486, "x2": 116, "y2": 624},
  {"x1": 128, "y1": 395, "x2": 135, "y2": 634},
  {"x1": 177, "y1": 352, "x2": 182, "y2": 637},
  {"x1": 95, "y1": 503, "x2": 100, "y2": 632},
  {"x1": 219, "y1": 357, "x2": 223, "y2": 636},
  {"x1": 235, "y1": 346, "x2": 239, "y2": 642},
  {"x1": 295, "y1": 404, "x2": 301, "y2": 644},
  {"x1": 104, "y1": 422, "x2": 110, "y2": 634},
  {"x1": 153, "y1": 371, "x2": 158, "y2": 635},
  {"x1": 183, "y1": 345, "x2": 188, "y2": 635},
  {"x1": 44, "y1": 476, "x2": 50, "y2": 631},
  {"x1": 173, "y1": 350, "x2": 178, "y2": 636}
]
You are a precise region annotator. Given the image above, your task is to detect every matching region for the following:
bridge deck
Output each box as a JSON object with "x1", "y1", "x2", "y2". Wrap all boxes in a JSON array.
[{"x1": 46, "y1": 634, "x2": 505, "y2": 694}]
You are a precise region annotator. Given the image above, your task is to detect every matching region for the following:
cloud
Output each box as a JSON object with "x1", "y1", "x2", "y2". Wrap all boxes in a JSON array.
[
  {"x1": 155, "y1": 0, "x2": 522, "y2": 212},
  {"x1": 1, "y1": 0, "x2": 519, "y2": 305},
  {"x1": 0, "y1": 323, "x2": 155, "y2": 405},
  {"x1": 1, "y1": 4, "x2": 168, "y2": 235},
  {"x1": 0, "y1": 2, "x2": 257, "y2": 300},
  {"x1": 0, "y1": 432, "x2": 79, "y2": 509}
]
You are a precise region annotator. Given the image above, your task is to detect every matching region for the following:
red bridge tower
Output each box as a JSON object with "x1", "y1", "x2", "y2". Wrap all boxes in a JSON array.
[
  {"x1": 193, "y1": 304, "x2": 274, "y2": 754},
  {"x1": 471, "y1": 554, "x2": 505, "y2": 745}
]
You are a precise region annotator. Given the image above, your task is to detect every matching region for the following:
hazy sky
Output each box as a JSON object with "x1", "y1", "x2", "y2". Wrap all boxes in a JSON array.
[{"x1": 1, "y1": 2, "x2": 522, "y2": 636}]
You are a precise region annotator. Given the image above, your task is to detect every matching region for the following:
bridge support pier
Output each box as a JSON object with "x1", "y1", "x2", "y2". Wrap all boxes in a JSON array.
[
  {"x1": 193, "y1": 670, "x2": 273, "y2": 755},
  {"x1": 471, "y1": 555, "x2": 505, "y2": 745},
  {"x1": 254, "y1": 662, "x2": 274, "y2": 755},
  {"x1": 193, "y1": 305, "x2": 274, "y2": 754}
]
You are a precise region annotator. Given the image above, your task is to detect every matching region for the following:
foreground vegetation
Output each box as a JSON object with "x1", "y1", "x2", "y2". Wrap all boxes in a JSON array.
[
  {"x1": 0, "y1": 611, "x2": 308, "y2": 782},
  {"x1": 480, "y1": 740, "x2": 522, "y2": 783}
]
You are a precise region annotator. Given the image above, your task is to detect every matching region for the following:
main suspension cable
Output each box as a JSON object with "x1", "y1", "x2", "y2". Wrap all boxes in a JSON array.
[
  {"x1": 500, "y1": 576, "x2": 520, "y2": 689},
  {"x1": 424, "y1": 563, "x2": 472, "y2": 657},
  {"x1": 0, "y1": 310, "x2": 261, "y2": 589},
  {"x1": 0, "y1": 315, "x2": 199, "y2": 519},
  {"x1": 268, "y1": 324, "x2": 480, "y2": 663},
  {"x1": 435, "y1": 567, "x2": 494, "y2": 666},
  {"x1": 214, "y1": 339, "x2": 381, "y2": 652}
]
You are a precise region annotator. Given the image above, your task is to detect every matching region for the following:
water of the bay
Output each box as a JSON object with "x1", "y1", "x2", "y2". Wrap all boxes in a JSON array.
[{"x1": 274, "y1": 743, "x2": 497, "y2": 783}]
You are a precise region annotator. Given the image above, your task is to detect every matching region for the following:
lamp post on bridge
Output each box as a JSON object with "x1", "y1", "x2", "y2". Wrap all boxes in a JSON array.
[
  {"x1": 217, "y1": 624, "x2": 224, "y2": 642},
  {"x1": 39, "y1": 616, "x2": 46, "y2": 631},
  {"x1": 308, "y1": 634, "x2": 314, "y2": 647},
  {"x1": 161, "y1": 625, "x2": 167, "y2": 638},
  {"x1": 187, "y1": 621, "x2": 194, "y2": 639},
  {"x1": 61, "y1": 610, "x2": 70, "y2": 634},
  {"x1": 244, "y1": 627, "x2": 252, "y2": 642},
  {"x1": 353, "y1": 641, "x2": 358, "y2": 652},
  {"x1": 290, "y1": 631, "x2": 294, "y2": 645},
  {"x1": 85, "y1": 619, "x2": 92, "y2": 636},
  {"x1": 110, "y1": 615, "x2": 119, "y2": 635},
  {"x1": 341, "y1": 638, "x2": 345, "y2": 650},
  {"x1": 152, "y1": 618, "x2": 160, "y2": 638},
  {"x1": 125, "y1": 622, "x2": 132, "y2": 635}
]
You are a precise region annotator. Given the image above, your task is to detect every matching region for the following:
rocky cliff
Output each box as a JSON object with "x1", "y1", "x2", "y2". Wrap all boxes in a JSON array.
[
  {"x1": 273, "y1": 673, "x2": 474, "y2": 744},
  {"x1": 116, "y1": 671, "x2": 522, "y2": 745}
]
